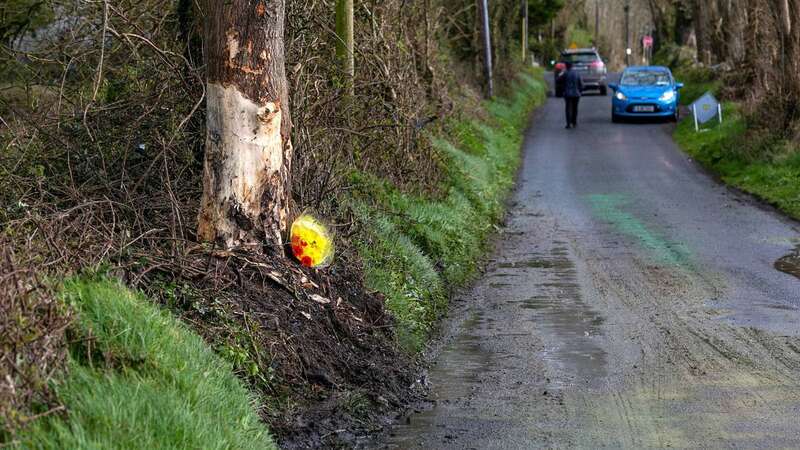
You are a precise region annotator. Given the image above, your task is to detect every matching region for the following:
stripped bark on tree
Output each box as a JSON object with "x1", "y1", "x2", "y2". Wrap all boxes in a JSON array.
[{"x1": 198, "y1": 0, "x2": 293, "y2": 251}]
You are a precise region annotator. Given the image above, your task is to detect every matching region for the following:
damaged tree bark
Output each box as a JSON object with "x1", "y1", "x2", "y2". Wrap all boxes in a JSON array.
[{"x1": 198, "y1": 0, "x2": 293, "y2": 251}]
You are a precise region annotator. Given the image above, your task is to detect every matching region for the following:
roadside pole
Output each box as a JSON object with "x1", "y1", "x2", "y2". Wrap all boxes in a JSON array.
[
  {"x1": 624, "y1": 1, "x2": 630, "y2": 66},
  {"x1": 595, "y1": 0, "x2": 599, "y2": 41},
  {"x1": 521, "y1": 0, "x2": 528, "y2": 63}
]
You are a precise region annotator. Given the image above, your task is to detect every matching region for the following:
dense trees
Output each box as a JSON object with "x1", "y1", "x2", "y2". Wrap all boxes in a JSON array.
[
  {"x1": 528, "y1": 0, "x2": 565, "y2": 27},
  {"x1": 679, "y1": 0, "x2": 800, "y2": 133}
]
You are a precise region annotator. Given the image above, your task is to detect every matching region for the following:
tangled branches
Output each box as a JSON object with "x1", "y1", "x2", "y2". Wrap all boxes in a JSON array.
[{"x1": 0, "y1": 243, "x2": 70, "y2": 438}]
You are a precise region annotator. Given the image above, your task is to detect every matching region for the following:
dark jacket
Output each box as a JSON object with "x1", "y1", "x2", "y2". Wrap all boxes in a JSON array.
[
  {"x1": 555, "y1": 70, "x2": 566, "y2": 97},
  {"x1": 563, "y1": 69, "x2": 584, "y2": 98}
]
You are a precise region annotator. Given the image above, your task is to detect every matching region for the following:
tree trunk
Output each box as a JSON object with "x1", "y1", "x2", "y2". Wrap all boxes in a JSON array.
[
  {"x1": 721, "y1": 0, "x2": 747, "y2": 62},
  {"x1": 674, "y1": 1, "x2": 693, "y2": 46},
  {"x1": 692, "y1": 0, "x2": 714, "y2": 64},
  {"x1": 335, "y1": 0, "x2": 355, "y2": 95},
  {"x1": 478, "y1": 0, "x2": 493, "y2": 98},
  {"x1": 773, "y1": 0, "x2": 800, "y2": 128},
  {"x1": 197, "y1": 0, "x2": 293, "y2": 251}
]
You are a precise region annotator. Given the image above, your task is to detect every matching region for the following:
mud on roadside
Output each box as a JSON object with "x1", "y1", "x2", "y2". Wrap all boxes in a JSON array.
[{"x1": 776, "y1": 247, "x2": 800, "y2": 280}]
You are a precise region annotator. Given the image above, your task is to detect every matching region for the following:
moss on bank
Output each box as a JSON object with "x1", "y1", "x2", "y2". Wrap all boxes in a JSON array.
[
  {"x1": 16, "y1": 278, "x2": 275, "y2": 449},
  {"x1": 354, "y1": 70, "x2": 547, "y2": 351},
  {"x1": 674, "y1": 102, "x2": 800, "y2": 220}
]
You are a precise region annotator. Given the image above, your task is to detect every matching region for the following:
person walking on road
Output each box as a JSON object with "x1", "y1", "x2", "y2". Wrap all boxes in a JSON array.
[{"x1": 561, "y1": 61, "x2": 584, "y2": 129}]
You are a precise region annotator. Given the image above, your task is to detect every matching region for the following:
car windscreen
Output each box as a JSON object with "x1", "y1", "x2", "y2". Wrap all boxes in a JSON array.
[
  {"x1": 561, "y1": 53, "x2": 598, "y2": 64},
  {"x1": 620, "y1": 71, "x2": 671, "y2": 86}
]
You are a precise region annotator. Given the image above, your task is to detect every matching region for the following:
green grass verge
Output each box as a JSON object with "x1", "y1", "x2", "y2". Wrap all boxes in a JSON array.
[
  {"x1": 16, "y1": 278, "x2": 275, "y2": 449},
  {"x1": 353, "y1": 70, "x2": 547, "y2": 351},
  {"x1": 674, "y1": 102, "x2": 800, "y2": 219}
]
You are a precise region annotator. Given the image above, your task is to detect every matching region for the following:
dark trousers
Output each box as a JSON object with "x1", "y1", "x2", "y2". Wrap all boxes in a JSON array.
[{"x1": 565, "y1": 97, "x2": 580, "y2": 126}]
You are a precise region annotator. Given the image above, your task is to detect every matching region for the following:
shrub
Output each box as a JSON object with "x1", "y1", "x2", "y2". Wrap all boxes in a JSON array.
[{"x1": 0, "y1": 246, "x2": 69, "y2": 441}]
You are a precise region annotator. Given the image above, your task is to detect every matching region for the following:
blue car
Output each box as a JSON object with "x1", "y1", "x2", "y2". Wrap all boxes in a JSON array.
[{"x1": 609, "y1": 66, "x2": 684, "y2": 123}]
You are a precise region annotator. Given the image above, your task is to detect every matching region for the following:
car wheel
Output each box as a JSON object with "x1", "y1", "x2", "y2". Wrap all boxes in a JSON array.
[
  {"x1": 612, "y1": 113, "x2": 620, "y2": 123},
  {"x1": 599, "y1": 87, "x2": 608, "y2": 96},
  {"x1": 671, "y1": 110, "x2": 679, "y2": 123}
]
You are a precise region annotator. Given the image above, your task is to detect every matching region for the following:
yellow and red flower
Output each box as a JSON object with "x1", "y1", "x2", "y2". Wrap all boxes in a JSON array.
[{"x1": 290, "y1": 214, "x2": 334, "y2": 268}]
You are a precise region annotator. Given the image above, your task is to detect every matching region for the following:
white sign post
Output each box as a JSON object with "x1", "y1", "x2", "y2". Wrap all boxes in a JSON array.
[{"x1": 690, "y1": 92, "x2": 723, "y2": 132}]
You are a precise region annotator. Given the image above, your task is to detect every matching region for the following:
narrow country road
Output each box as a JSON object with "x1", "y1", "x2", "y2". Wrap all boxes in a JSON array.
[{"x1": 372, "y1": 78, "x2": 800, "y2": 449}]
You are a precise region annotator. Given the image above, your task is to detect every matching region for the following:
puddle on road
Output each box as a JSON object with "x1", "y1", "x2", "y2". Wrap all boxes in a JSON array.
[
  {"x1": 519, "y1": 295, "x2": 606, "y2": 381},
  {"x1": 505, "y1": 253, "x2": 608, "y2": 385},
  {"x1": 497, "y1": 258, "x2": 572, "y2": 270},
  {"x1": 775, "y1": 248, "x2": 800, "y2": 280},
  {"x1": 374, "y1": 311, "x2": 499, "y2": 449},
  {"x1": 429, "y1": 311, "x2": 495, "y2": 398},
  {"x1": 489, "y1": 272, "x2": 520, "y2": 278}
]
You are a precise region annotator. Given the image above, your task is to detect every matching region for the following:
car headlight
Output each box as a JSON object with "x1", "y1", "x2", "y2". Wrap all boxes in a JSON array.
[
  {"x1": 615, "y1": 91, "x2": 627, "y2": 101},
  {"x1": 659, "y1": 90, "x2": 675, "y2": 102}
]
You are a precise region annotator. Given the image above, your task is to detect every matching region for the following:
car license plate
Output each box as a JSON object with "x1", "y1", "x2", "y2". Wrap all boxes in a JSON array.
[{"x1": 633, "y1": 105, "x2": 655, "y2": 113}]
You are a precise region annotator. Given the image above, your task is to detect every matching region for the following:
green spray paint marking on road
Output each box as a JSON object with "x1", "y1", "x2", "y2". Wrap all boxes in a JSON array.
[{"x1": 586, "y1": 194, "x2": 692, "y2": 267}]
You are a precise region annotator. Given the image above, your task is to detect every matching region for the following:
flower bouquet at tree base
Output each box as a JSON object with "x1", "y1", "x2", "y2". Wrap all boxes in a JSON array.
[{"x1": 290, "y1": 214, "x2": 334, "y2": 268}]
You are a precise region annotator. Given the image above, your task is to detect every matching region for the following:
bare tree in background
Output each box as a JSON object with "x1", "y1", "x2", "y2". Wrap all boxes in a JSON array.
[
  {"x1": 772, "y1": 0, "x2": 800, "y2": 127},
  {"x1": 198, "y1": 0, "x2": 293, "y2": 251}
]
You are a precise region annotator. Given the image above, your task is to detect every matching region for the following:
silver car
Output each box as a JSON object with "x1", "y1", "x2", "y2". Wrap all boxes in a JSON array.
[{"x1": 560, "y1": 48, "x2": 608, "y2": 96}]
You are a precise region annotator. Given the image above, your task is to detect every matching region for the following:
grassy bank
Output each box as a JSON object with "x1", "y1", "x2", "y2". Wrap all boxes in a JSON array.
[
  {"x1": 354, "y1": 70, "x2": 547, "y2": 351},
  {"x1": 674, "y1": 103, "x2": 800, "y2": 219},
  {"x1": 16, "y1": 278, "x2": 275, "y2": 449}
]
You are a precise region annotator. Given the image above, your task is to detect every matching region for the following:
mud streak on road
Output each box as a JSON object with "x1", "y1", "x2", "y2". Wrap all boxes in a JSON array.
[{"x1": 369, "y1": 80, "x2": 800, "y2": 449}]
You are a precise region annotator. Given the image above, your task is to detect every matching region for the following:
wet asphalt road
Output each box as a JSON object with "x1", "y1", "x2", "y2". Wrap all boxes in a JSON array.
[{"x1": 373, "y1": 79, "x2": 800, "y2": 449}]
